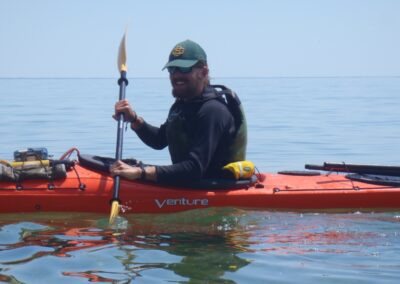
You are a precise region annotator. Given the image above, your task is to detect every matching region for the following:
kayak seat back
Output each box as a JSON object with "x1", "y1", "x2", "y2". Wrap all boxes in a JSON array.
[{"x1": 78, "y1": 154, "x2": 258, "y2": 190}]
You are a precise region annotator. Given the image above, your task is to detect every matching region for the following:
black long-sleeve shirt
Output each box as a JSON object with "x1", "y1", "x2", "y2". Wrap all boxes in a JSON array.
[{"x1": 135, "y1": 87, "x2": 236, "y2": 184}]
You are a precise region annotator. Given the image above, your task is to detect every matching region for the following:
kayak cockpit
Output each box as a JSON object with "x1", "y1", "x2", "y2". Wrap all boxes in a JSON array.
[{"x1": 77, "y1": 153, "x2": 260, "y2": 190}]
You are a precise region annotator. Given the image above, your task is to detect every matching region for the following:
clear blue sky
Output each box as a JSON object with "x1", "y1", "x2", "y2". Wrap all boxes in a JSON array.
[{"x1": 1, "y1": 0, "x2": 399, "y2": 78}]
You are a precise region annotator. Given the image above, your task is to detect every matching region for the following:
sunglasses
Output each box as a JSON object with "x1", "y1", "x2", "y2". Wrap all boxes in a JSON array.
[{"x1": 167, "y1": 66, "x2": 194, "y2": 74}]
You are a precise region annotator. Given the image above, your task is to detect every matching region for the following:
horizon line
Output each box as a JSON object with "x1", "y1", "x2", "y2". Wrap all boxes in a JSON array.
[{"x1": 1, "y1": 75, "x2": 399, "y2": 80}]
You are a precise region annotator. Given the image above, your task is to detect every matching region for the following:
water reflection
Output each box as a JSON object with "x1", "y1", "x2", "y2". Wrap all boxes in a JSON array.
[
  {"x1": 0, "y1": 209, "x2": 251, "y2": 283},
  {"x1": 0, "y1": 209, "x2": 399, "y2": 283}
]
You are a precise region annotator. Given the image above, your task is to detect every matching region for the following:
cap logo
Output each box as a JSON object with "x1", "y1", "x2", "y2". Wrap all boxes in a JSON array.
[{"x1": 171, "y1": 45, "x2": 185, "y2": 57}]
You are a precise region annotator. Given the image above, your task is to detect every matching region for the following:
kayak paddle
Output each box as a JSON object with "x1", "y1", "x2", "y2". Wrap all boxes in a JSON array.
[
  {"x1": 305, "y1": 162, "x2": 400, "y2": 177},
  {"x1": 109, "y1": 32, "x2": 128, "y2": 224}
]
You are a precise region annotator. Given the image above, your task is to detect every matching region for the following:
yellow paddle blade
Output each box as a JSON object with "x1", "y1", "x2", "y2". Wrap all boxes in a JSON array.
[
  {"x1": 117, "y1": 32, "x2": 127, "y2": 72},
  {"x1": 109, "y1": 200, "x2": 120, "y2": 224}
]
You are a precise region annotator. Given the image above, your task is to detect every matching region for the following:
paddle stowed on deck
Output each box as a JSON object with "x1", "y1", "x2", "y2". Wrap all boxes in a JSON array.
[{"x1": 305, "y1": 162, "x2": 400, "y2": 186}]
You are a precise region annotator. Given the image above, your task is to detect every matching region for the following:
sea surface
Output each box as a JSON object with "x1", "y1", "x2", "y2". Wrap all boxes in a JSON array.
[{"x1": 0, "y1": 77, "x2": 399, "y2": 283}]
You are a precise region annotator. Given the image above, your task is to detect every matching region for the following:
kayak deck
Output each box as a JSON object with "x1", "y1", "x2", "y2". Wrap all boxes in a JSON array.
[{"x1": 1, "y1": 163, "x2": 400, "y2": 214}]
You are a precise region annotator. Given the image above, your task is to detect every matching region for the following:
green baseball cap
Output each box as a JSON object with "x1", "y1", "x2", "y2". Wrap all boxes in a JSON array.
[{"x1": 162, "y1": 40, "x2": 207, "y2": 70}]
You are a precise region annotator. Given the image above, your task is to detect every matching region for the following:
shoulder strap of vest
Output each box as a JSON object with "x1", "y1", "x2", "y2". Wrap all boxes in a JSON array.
[
  {"x1": 210, "y1": 85, "x2": 242, "y2": 103},
  {"x1": 210, "y1": 85, "x2": 244, "y2": 129}
]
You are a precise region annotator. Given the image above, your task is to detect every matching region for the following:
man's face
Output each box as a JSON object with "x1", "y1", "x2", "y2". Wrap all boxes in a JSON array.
[{"x1": 169, "y1": 65, "x2": 208, "y2": 100}]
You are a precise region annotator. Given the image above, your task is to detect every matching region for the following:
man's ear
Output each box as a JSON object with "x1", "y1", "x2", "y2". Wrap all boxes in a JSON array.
[{"x1": 201, "y1": 65, "x2": 209, "y2": 76}]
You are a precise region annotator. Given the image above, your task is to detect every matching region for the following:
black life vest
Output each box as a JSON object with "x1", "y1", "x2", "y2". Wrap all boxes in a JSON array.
[{"x1": 165, "y1": 85, "x2": 247, "y2": 165}]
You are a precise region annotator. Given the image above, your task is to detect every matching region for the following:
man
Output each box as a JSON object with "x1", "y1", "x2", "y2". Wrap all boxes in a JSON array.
[{"x1": 110, "y1": 39, "x2": 247, "y2": 184}]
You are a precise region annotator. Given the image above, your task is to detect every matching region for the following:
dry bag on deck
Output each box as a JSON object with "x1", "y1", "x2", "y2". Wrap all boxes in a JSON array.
[
  {"x1": 0, "y1": 162, "x2": 67, "y2": 182},
  {"x1": 0, "y1": 147, "x2": 69, "y2": 182}
]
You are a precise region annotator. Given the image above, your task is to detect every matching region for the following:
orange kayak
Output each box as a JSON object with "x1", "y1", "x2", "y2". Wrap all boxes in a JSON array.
[{"x1": 1, "y1": 150, "x2": 400, "y2": 214}]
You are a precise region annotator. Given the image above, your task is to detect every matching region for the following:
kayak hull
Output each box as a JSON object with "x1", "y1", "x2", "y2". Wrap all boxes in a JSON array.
[{"x1": 1, "y1": 164, "x2": 400, "y2": 214}]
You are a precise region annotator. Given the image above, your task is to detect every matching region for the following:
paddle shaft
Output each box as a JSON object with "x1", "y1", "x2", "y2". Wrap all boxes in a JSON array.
[
  {"x1": 112, "y1": 71, "x2": 129, "y2": 202},
  {"x1": 305, "y1": 162, "x2": 400, "y2": 177}
]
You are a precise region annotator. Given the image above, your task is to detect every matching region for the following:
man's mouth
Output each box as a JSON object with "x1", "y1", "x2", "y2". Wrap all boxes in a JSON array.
[{"x1": 173, "y1": 80, "x2": 187, "y2": 87}]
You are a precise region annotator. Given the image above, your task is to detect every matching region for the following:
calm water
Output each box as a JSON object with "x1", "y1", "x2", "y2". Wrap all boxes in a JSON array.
[{"x1": 0, "y1": 77, "x2": 400, "y2": 283}]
